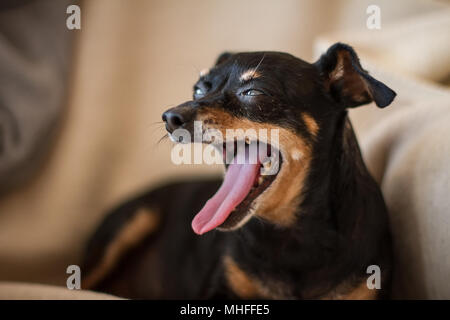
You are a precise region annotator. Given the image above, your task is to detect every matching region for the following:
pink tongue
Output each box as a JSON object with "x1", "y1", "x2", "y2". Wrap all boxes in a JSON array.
[{"x1": 191, "y1": 151, "x2": 260, "y2": 235}]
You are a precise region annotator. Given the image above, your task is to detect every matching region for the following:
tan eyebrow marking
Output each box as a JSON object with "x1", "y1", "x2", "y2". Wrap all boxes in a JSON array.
[
  {"x1": 199, "y1": 68, "x2": 209, "y2": 77},
  {"x1": 302, "y1": 113, "x2": 319, "y2": 136},
  {"x1": 239, "y1": 68, "x2": 261, "y2": 82}
]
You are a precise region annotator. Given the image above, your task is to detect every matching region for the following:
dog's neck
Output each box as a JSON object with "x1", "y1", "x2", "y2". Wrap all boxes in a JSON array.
[{"x1": 226, "y1": 113, "x2": 389, "y2": 298}]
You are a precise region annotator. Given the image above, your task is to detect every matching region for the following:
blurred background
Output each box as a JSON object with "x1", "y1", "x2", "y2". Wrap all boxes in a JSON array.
[{"x1": 0, "y1": 0, "x2": 449, "y2": 299}]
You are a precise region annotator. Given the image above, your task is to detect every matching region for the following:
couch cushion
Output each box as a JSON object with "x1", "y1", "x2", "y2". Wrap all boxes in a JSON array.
[{"x1": 0, "y1": 282, "x2": 121, "y2": 300}]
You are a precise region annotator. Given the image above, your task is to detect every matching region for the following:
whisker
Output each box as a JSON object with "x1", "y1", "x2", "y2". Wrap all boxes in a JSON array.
[
  {"x1": 147, "y1": 121, "x2": 164, "y2": 127},
  {"x1": 145, "y1": 122, "x2": 166, "y2": 138},
  {"x1": 157, "y1": 134, "x2": 169, "y2": 145},
  {"x1": 253, "y1": 53, "x2": 266, "y2": 75},
  {"x1": 192, "y1": 65, "x2": 201, "y2": 76}
]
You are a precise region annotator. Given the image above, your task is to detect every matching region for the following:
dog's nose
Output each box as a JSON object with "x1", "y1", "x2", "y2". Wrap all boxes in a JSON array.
[{"x1": 162, "y1": 110, "x2": 187, "y2": 133}]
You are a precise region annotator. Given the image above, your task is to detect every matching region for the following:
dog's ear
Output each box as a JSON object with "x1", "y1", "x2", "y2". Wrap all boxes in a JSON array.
[
  {"x1": 215, "y1": 52, "x2": 233, "y2": 66},
  {"x1": 315, "y1": 43, "x2": 396, "y2": 108}
]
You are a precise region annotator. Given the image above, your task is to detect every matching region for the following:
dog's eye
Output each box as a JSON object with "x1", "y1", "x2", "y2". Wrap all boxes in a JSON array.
[
  {"x1": 193, "y1": 87, "x2": 204, "y2": 98},
  {"x1": 241, "y1": 89, "x2": 264, "y2": 96}
]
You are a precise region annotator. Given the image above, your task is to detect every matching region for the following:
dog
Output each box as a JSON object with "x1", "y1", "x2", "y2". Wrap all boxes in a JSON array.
[{"x1": 82, "y1": 43, "x2": 395, "y2": 299}]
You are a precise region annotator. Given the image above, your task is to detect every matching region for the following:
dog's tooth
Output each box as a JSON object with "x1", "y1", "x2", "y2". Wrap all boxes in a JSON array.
[
  {"x1": 260, "y1": 159, "x2": 273, "y2": 175},
  {"x1": 263, "y1": 159, "x2": 272, "y2": 169},
  {"x1": 258, "y1": 176, "x2": 264, "y2": 185},
  {"x1": 245, "y1": 137, "x2": 251, "y2": 145}
]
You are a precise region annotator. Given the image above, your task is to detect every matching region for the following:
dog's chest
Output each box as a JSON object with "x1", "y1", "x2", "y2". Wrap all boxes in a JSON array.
[{"x1": 222, "y1": 255, "x2": 293, "y2": 299}]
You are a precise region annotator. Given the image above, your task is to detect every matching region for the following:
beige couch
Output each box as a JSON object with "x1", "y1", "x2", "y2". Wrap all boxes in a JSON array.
[{"x1": 0, "y1": 0, "x2": 449, "y2": 299}]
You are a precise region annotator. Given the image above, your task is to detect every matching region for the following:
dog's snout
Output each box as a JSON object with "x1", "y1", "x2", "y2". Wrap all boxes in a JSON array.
[
  {"x1": 162, "y1": 107, "x2": 195, "y2": 133},
  {"x1": 162, "y1": 111, "x2": 185, "y2": 132}
]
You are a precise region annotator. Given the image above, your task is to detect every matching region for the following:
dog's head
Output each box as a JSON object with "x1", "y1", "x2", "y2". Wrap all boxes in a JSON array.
[{"x1": 162, "y1": 43, "x2": 396, "y2": 235}]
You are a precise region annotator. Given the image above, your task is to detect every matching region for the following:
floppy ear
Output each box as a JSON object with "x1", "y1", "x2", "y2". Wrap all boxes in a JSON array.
[
  {"x1": 215, "y1": 52, "x2": 233, "y2": 66},
  {"x1": 315, "y1": 43, "x2": 396, "y2": 108}
]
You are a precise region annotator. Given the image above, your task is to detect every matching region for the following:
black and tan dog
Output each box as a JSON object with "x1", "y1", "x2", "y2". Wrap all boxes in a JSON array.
[{"x1": 82, "y1": 43, "x2": 395, "y2": 299}]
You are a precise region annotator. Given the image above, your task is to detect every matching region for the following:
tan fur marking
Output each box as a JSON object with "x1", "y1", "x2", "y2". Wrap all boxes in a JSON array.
[
  {"x1": 342, "y1": 281, "x2": 378, "y2": 300},
  {"x1": 224, "y1": 256, "x2": 260, "y2": 299},
  {"x1": 223, "y1": 256, "x2": 289, "y2": 299},
  {"x1": 321, "y1": 279, "x2": 378, "y2": 300},
  {"x1": 239, "y1": 68, "x2": 261, "y2": 82},
  {"x1": 330, "y1": 52, "x2": 345, "y2": 82},
  {"x1": 198, "y1": 108, "x2": 312, "y2": 227},
  {"x1": 82, "y1": 208, "x2": 159, "y2": 289},
  {"x1": 302, "y1": 113, "x2": 319, "y2": 136}
]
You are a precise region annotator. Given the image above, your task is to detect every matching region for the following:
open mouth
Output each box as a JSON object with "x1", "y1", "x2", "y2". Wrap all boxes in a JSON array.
[{"x1": 191, "y1": 139, "x2": 282, "y2": 235}]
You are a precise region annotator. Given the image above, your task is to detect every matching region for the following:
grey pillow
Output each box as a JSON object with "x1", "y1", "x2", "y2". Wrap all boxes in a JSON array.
[{"x1": 0, "y1": 0, "x2": 76, "y2": 192}]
